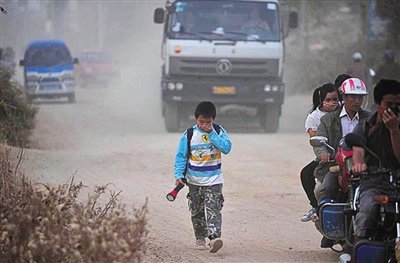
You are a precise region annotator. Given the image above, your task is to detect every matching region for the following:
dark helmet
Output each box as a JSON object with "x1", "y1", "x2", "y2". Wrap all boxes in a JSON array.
[{"x1": 384, "y1": 50, "x2": 396, "y2": 62}]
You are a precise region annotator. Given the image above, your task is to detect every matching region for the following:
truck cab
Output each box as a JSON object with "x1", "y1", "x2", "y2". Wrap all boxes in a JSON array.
[{"x1": 154, "y1": 0, "x2": 297, "y2": 132}]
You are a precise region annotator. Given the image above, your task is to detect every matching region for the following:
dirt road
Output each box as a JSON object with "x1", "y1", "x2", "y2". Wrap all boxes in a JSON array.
[
  {"x1": 17, "y1": 67, "x2": 338, "y2": 263},
  {"x1": 15, "y1": 2, "x2": 338, "y2": 261}
]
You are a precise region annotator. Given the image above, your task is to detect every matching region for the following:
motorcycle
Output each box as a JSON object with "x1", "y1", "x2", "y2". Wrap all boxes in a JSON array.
[
  {"x1": 310, "y1": 136, "x2": 359, "y2": 255},
  {"x1": 344, "y1": 133, "x2": 400, "y2": 263}
]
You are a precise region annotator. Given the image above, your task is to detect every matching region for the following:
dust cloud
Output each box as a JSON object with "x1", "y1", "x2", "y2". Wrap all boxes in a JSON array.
[
  {"x1": 1, "y1": 1, "x2": 305, "y2": 134},
  {"x1": 86, "y1": 1, "x2": 166, "y2": 133},
  {"x1": 2, "y1": 1, "x2": 167, "y2": 133}
]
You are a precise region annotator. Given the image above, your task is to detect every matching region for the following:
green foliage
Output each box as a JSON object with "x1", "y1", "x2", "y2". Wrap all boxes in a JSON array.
[
  {"x1": 0, "y1": 147, "x2": 148, "y2": 262},
  {"x1": 0, "y1": 69, "x2": 37, "y2": 147}
]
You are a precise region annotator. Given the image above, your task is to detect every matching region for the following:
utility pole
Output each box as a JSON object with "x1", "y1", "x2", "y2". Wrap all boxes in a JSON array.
[
  {"x1": 300, "y1": 0, "x2": 309, "y2": 55},
  {"x1": 359, "y1": 0, "x2": 368, "y2": 54},
  {"x1": 96, "y1": 1, "x2": 105, "y2": 50}
]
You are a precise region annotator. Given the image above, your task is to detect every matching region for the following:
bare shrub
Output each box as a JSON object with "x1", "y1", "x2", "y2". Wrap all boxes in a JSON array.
[
  {"x1": 0, "y1": 67, "x2": 37, "y2": 147},
  {"x1": 0, "y1": 147, "x2": 148, "y2": 262}
]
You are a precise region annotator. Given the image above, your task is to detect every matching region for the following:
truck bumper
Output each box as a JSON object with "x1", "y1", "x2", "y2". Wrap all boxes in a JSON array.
[{"x1": 161, "y1": 76, "x2": 284, "y2": 106}]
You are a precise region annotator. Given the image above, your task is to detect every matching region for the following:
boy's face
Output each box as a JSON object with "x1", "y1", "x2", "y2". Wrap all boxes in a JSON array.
[{"x1": 196, "y1": 115, "x2": 214, "y2": 132}]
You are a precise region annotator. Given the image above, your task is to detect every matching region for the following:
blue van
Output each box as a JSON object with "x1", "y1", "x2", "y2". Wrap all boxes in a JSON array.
[{"x1": 19, "y1": 40, "x2": 78, "y2": 103}]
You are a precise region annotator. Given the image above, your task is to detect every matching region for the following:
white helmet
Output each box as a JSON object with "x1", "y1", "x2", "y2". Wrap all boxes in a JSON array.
[
  {"x1": 340, "y1": 77, "x2": 368, "y2": 95},
  {"x1": 352, "y1": 52, "x2": 362, "y2": 61}
]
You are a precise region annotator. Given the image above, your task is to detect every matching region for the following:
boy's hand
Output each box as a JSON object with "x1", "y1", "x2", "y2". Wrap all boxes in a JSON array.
[
  {"x1": 200, "y1": 123, "x2": 213, "y2": 133},
  {"x1": 196, "y1": 116, "x2": 214, "y2": 133},
  {"x1": 176, "y1": 178, "x2": 185, "y2": 186}
]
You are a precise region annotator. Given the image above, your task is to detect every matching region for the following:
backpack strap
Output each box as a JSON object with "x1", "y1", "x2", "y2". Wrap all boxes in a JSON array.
[
  {"x1": 182, "y1": 127, "x2": 194, "y2": 178},
  {"x1": 213, "y1": 123, "x2": 221, "y2": 134},
  {"x1": 186, "y1": 127, "x2": 194, "y2": 158}
]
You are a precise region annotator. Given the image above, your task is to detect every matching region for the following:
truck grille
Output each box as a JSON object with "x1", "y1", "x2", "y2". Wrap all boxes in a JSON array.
[{"x1": 169, "y1": 57, "x2": 279, "y2": 77}]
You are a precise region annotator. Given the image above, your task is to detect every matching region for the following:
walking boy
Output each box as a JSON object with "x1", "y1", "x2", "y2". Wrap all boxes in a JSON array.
[{"x1": 174, "y1": 101, "x2": 232, "y2": 253}]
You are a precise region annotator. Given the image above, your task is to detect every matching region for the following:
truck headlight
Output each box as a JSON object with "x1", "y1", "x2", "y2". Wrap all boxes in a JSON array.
[
  {"x1": 272, "y1": 85, "x2": 279, "y2": 92},
  {"x1": 264, "y1": 84, "x2": 271, "y2": 92},
  {"x1": 176, "y1": 83, "x2": 183, "y2": 90},
  {"x1": 167, "y1": 82, "x2": 175, "y2": 90}
]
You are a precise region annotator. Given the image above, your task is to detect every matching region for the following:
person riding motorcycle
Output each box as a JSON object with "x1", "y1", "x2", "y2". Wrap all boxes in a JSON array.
[
  {"x1": 300, "y1": 83, "x2": 339, "y2": 222},
  {"x1": 313, "y1": 77, "x2": 370, "y2": 248},
  {"x1": 374, "y1": 50, "x2": 400, "y2": 83},
  {"x1": 351, "y1": 79, "x2": 400, "y2": 240},
  {"x1": 346, "y1": 52, "x2": 369, "y2": 86}
]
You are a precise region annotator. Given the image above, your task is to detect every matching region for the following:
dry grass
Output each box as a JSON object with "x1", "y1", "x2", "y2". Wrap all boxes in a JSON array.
[
  {"x1": 0, "y1": 146, "x2": 148, "y2": 262},
  {"x1": 0, "y1": 68, "x2": 37, "y2": 147}
]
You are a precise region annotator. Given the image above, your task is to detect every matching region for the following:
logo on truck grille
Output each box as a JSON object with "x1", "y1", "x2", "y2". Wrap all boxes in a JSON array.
[{"x1": 216, "y1": 59, "x2": 232, "y2": 75}]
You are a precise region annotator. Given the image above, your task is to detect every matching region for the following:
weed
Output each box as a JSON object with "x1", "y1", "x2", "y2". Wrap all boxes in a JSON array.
[{"x1": 0, "y1": 147, "x2": 148, "y2": 262}]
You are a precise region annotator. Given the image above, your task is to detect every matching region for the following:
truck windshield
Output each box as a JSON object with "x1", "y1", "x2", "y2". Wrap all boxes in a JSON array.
[
  {"x1": 25, "y1": 46, "x2": 72, "y2": 67},
  {"x1": 167, "y1": 1, "x2": 280, "y2": 42}
]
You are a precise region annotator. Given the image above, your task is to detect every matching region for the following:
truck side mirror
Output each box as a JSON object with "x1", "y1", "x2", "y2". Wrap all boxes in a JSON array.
[
  {"x1": 154, "y1": 8, "x2": 165, "y2": 24},
  {"x1": 19, "y1": 59, "x2": 24, "y2": 66},
  {"x1": 289, "y1": 11, "x2": 298, "y2": 29},
  {"x1": 73, "y1": 58, "x2": 79, "y2": 64}
]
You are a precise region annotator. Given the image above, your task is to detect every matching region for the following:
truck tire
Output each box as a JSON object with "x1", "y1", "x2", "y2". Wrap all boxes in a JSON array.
[
  {"x1": 259, "y1": 105, "x2": 280, "y2": 133},
  {"x1": 164, "y1": 102, "x2": 179, "y2": 132}
]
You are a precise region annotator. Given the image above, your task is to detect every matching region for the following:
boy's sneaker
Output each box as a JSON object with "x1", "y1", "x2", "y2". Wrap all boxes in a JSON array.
[
  {"x1": 301, "y1": 207, "x2": 316, "y2": 222},
  {"x1": 195, "y1": 238, "x2": 207, "y2": 250},
  {"x1": 209, "y1": 238, "x2": 223, "y2": 253}
]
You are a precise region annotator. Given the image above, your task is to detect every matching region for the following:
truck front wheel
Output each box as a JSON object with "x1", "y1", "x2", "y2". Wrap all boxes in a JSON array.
[
  {"x1": 164, "y1": 102, "x2": 179, "y2": 132},
  {"x1": 259, "y1": 105, "x2": 280, "y2": 133}
]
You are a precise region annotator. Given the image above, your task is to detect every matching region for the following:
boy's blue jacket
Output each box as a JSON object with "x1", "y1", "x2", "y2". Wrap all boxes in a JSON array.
[{"x1": 174, "y1": 124, "x2": 232, "y2": 186}]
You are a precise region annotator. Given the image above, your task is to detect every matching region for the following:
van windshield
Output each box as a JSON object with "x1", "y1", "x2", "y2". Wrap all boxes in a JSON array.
[
  {"x1": 167, "y1": 1, "x2": 280, "y2": 42},
  {"x1": 25, "y1": 46, "x2": 72, "y2": 67}
]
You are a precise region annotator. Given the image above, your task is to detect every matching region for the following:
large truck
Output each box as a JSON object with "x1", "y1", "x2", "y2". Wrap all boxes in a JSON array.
[{"x1": 154, "y1": 0, "x2": 297, "y2": 132}]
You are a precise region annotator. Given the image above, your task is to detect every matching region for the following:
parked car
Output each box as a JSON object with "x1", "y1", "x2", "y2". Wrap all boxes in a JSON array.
[
  {"x1": 76, "y1": 50, "x2": 116, "y2": 87},
  {"x1": 19, "y1": 39, "x2": 79, "y2": 103}
]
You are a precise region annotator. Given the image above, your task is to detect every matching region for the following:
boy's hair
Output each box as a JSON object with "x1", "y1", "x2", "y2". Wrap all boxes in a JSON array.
[
  {"x1": 194, "y1": 101, "x2": 216, "y2": 119},
  {"x1": 373, "y1": 79, "x2": 400, "y2": 104}
]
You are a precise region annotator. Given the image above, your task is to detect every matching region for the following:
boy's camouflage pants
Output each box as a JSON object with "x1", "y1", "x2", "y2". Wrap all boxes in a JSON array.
[{"x1": 187, "y1": 183, "x2": 224, "y2": 240}]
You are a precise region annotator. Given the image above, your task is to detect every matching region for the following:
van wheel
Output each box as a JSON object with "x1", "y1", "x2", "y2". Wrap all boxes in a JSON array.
[
  {"x1": 68, "y1": 93, "x2": 76, "y2": 103},
  {"x1": 164, "y1": 102, "x2": 179, "y2": 132}
]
